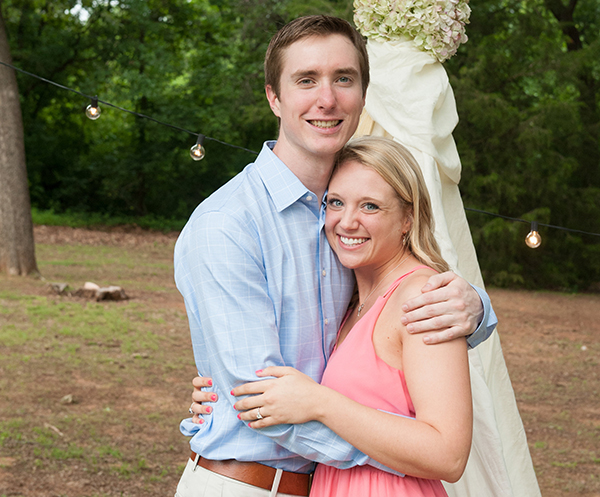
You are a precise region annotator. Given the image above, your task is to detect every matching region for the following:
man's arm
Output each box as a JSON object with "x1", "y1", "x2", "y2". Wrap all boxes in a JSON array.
[
  {"x1": 400, "y1": 271, "x2": 497, "y2": 346},
  {"x1": 176, "y1": 211, "x2": 392, "y2": 471}
]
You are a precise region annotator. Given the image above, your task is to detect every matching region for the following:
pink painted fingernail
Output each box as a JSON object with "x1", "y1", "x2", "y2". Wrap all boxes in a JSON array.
[
  {"x1": 256, "y1": 369, "x2": 263, "y2": 374},
  {"x1": 199, "y1": 419, "x2": 204, "y2": 424},
  {"x1": 237, "y1": 414, "x2": 241, "y2": 420},
  {"x1": 230, "y1": 390, "x2": 235, "y2": 395},
  {"x1": 207, "y1": 379, "x2": 213, "y2": 386},
  {"x1": 211, "y1": 394, "x2": 217, "y2": 401},
  {"x1": 206, "y1": 407, "x2": 212, "y2": 413}
]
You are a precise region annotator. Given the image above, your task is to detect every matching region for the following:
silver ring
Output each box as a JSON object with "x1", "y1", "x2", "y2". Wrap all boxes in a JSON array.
[
  {"x1": 256, "y1": 407, "x2": 263, "y2": 420},
  {"x1": 189, "y1": 403, "x2": 195, "y2": 415}
]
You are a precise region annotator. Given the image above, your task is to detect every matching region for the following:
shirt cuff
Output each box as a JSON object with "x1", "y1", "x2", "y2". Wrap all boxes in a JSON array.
[
  {"x1": 466, "y1": 284, "x2": 498, "y2": 348},
  {"x1": 180, "y1": 417, "x2": 202, "y2": 437}
]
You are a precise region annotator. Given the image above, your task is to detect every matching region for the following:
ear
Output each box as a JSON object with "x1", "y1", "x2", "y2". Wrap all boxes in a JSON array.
[
  {"x1": 403, "y1": 210, "x2": 414, "y2": 234},
  {"x1": 265, "y1": 85, "x2": 281, "y2": 118}
]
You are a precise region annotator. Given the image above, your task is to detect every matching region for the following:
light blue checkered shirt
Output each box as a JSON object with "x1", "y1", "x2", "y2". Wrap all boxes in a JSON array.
[{"x1": 174, "y1": 141, "x2": 496, "y2": 474}]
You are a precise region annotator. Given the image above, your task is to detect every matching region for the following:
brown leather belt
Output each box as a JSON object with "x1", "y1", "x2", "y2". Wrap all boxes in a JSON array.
[{"x1": 190, "y1": 451, "x2": 310, "y2": 496}]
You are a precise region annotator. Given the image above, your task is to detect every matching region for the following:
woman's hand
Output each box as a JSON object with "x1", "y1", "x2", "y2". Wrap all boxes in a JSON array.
[
  {"x1": 189, "y1": 376, "x2": 218, "y2": 424},
  {"x1": 232, "y1": 367, "x2": 325, "y2": 428}
]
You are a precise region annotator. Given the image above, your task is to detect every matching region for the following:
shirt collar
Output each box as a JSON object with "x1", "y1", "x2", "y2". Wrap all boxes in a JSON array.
[{"x1": 255, "y1": 141, "x2": 314, "y2": 213}]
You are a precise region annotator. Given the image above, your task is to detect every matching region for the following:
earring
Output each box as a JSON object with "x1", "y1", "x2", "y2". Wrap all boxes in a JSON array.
[{"x1": 402, "y1": 232, "x2": 408, "y2": 246}]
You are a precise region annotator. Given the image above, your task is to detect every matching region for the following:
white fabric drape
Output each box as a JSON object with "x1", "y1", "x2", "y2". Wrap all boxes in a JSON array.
[{"x1": 355, "y1": 39, "x2": 541, "y2": 496}]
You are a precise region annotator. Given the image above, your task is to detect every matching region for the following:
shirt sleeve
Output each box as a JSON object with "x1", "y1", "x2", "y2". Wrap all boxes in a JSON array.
[
  {"x1": 466, "y1": 284, "x2": 498, "y2": 348},
  {"x1": 175, "y1": 211, "x2": 398, "y2": 473}
]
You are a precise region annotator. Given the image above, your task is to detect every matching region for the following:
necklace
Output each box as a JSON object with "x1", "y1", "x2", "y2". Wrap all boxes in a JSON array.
[{"x1": 356, "y1": 254, "x2": 410, "y2": 317}]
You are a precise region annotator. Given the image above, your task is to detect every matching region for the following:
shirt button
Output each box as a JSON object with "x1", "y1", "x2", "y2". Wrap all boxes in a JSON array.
[
  {"x1": 306, "y1": 195, "x2": 313, "y2": 201},
  {"x1": 322, "y1": 270, "x2": 326, "y2": 277},
  {"x1": 325, "y1": 319, "x2": 329, "y2": 325}
]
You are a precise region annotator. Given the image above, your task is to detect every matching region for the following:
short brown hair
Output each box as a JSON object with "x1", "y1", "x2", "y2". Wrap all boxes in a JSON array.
[{"x1": 264, "y1": 15, "x2": 369, "y2": 98}]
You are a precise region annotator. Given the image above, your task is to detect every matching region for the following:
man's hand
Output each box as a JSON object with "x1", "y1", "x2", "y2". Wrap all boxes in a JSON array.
[
  {"x1": 401, "y1": 271, "x2": 483, "y2": 345},
  {"x1": 189, "y1": 376, "x2": 217, "y2": 424}
]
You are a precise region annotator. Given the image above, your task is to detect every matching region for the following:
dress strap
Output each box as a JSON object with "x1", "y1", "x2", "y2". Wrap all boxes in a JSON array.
[{"x1": 382, "y1": 265, "x2": 432, "y2": 299}]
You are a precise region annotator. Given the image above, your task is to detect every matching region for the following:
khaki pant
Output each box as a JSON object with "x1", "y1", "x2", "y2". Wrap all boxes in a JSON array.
[{"x1": 175, "y1": 457, "x2": 307, "y2": 497}]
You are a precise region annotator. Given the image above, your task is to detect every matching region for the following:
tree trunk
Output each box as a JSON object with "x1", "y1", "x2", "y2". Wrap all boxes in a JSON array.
[
  {"x1": 0, "y1": 4, "x2": 39, "y2": 276},
  {"x1": 545, "y1": 0, "x2": 582, "y2": 51}
]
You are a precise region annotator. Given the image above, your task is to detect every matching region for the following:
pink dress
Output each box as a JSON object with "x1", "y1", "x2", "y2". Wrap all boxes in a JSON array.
[{"x1": 310, "y1": 267, "x2": 448, "y2": 497}]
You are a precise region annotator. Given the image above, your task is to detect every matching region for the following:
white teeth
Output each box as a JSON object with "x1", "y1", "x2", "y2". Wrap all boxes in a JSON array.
[
  {"x1": 340, "y1": 236, "x2": 368, "y2": 246},
  {"x1": 310, "y1": 120, "x2": 340, "y2": 128}
]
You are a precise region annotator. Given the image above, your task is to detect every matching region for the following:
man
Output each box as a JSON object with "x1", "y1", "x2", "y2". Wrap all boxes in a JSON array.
[{"x1": 174, "y1": 15, "x2": 496, "y2": 497}]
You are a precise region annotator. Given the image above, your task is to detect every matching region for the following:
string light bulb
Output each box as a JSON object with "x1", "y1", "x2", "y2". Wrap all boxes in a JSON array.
[
  {"x1": 190, "y1": 134, "x2": 206, "y2": 161},
  {"x1": 85, "y1": 96, "x2": 101, "y2": 120},
  {"x1": 525, "y1": 221, "x2": 542, "y2": 248}
]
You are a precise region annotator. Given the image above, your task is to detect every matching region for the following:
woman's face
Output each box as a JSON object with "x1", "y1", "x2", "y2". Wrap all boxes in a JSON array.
[{"x1": 325, "y1": 160, "x2": 411, "y2": 271}]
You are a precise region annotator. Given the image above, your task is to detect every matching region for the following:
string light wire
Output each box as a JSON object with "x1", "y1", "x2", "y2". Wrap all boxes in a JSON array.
[
  {"x1": 1, "y1": 59, "x2": 599, "y2": 240},
  {"x1": 0, "y1": 60, "x2": 259, "y2": 156},
  {"x1": 465, "y1": 208, "x2": 600, "y2": 238}
]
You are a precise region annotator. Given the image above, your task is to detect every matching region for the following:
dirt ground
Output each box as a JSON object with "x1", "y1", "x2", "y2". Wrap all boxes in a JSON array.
[{"x1": 0, "y1": 226, "x2": 599, "y2": 496}]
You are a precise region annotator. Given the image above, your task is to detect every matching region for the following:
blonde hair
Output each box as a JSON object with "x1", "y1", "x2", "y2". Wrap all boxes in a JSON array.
[{"x1": 335, "y1": 136, "x2": 450, "y2": 273}]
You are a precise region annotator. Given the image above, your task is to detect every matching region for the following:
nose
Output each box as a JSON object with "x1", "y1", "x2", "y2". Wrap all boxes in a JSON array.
[
  {"x1": 339, "y1": 208, "x2": 358, "y2": 231},
  {"x1": 317, "y1": 83, "x2": 336, "y2": 110}
]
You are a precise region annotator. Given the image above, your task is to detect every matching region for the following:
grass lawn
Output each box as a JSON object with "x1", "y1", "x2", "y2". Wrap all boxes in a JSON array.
[{"x1": 1, "y1": 225, "x2": 599, "y2": 496}]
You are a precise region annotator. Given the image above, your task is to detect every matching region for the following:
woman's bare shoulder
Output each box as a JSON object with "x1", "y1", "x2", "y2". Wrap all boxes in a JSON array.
[
  {"x1": 375, "y1": 267, "x2": 436, "y2": 331},
  {"x1": 388, "y1": 266, "x2": 436, "y2": 308}
]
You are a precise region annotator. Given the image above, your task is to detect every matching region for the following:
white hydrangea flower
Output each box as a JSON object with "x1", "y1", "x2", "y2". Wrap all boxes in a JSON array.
[{"x1": 354, "y1": 0, "x2": 470, "y2": 62}]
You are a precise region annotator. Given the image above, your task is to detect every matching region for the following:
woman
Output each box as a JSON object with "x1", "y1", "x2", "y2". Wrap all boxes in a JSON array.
[{"x1": 229, "y1": 136, "x2": 472, "y2": 496}]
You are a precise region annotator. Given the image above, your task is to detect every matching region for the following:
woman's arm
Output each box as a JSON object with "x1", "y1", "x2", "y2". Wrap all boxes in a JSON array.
[{"x1": 233, "y1": 273, "x2": 472, "y2": 482}]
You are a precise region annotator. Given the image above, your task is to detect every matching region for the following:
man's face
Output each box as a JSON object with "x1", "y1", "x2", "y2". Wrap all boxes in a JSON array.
[{"x1": 266, "y1": 34, "x2": 365, "y2": 167}]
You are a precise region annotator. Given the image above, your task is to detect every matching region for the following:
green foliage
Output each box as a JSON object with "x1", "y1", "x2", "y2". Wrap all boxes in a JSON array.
[
  {"x1": 448, "y1": 0, "x2": 600, "y2": 289},
  {"x1": 4, "y1": 0, "x2": 352, "y2": 218},
  {"x1": 5, "y1": 0, "x2": 270, "y2": 217},
  {"x1": 2, "y1": 0, "x2": 599, "y2": 289},
  {"x1": 31, "y1": 207, "x2": 185, "y2": 232}
]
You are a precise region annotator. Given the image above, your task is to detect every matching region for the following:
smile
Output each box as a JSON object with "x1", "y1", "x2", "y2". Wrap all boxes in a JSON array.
[
  {"x1": 340, "y1": 236, "x2": 368, "y2": 246},
  {"x1": 309, "y1": 120, "x2": 341, "y2": 128}
]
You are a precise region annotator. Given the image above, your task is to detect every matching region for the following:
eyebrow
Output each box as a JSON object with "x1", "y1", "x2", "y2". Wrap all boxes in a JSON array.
[
  {"x1": 289, "y1": 67, "x2": 360, "y2": 80},
  {"x1": 327, "y1": 191, "x2": 384, "y2": 204},
  {"x1": 333, "y1": 67, "x2": 360, "y2": 78}
]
